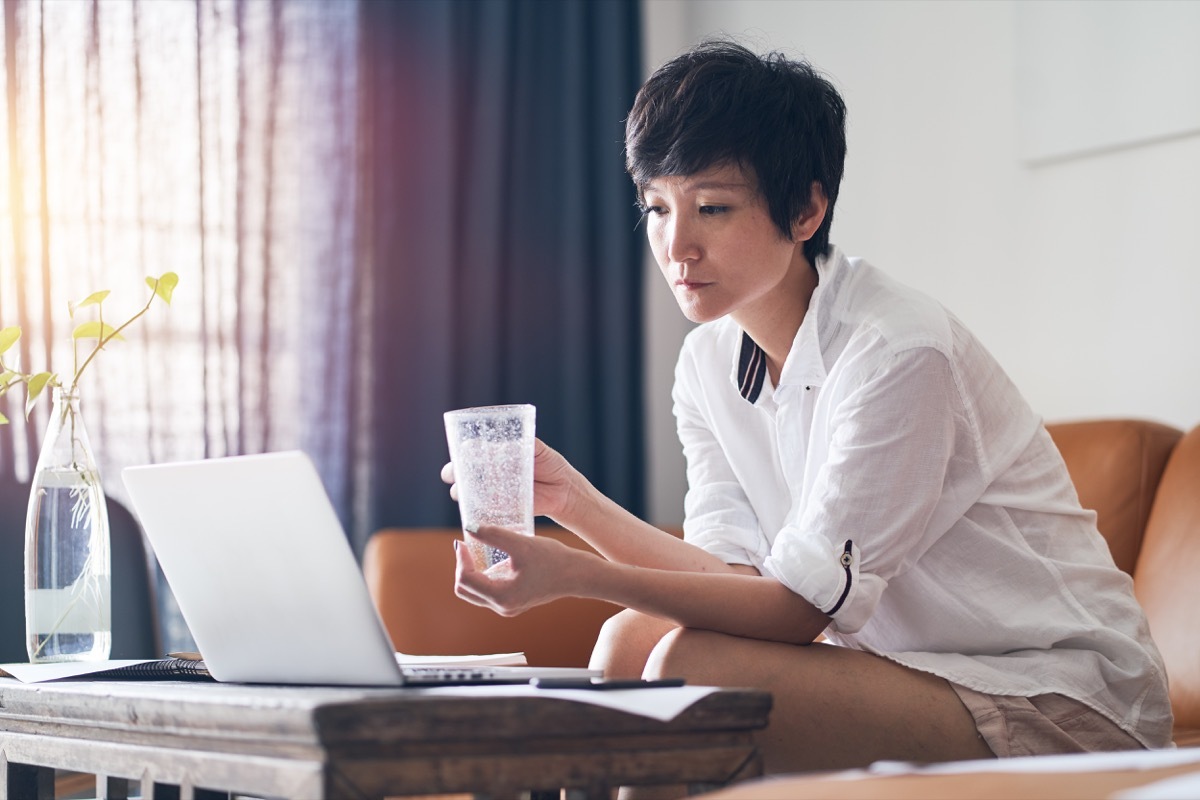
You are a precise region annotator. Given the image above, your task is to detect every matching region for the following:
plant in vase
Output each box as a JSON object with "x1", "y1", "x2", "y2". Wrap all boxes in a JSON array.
[{"x1": 0, "y1": 272, "x2": 178, "y2": 662}]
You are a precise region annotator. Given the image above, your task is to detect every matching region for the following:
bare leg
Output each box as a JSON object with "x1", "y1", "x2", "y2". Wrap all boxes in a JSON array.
[
  {"x1": 589, "y1": 608, "x2": 679, "y2": 678},
  {"x1": 592, "y1": 610, "x2": 688, "y2": 800},
  {"x1": 645, "y1": 628, "x2": 994, "y2": 774}
]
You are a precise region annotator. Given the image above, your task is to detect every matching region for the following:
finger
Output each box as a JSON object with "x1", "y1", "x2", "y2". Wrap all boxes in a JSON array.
[
  {"x1": 453, "y1": 546, "x2": 492, "y2": 607},
  {"x1": 454, "y1": 540, "x2": 477, "y2": 578},
  {"x1": 454, "y1": 578, "x2": 493, "y2": 608},
  {"x1": 457, "y1": 541, "x2": 514, "y2": 595},
  {"x1": 457, "y1": 579, "x2": 520, "y2": 617},
  {"x1": 455, "y1": 559, "x2": 509, "y2": 611},
  {"x1": 467, "y1": 524, "x2": 525, "y2": 551},
  {"x1": 442, "y1": 462, "x2": 459, "y2": 502}
]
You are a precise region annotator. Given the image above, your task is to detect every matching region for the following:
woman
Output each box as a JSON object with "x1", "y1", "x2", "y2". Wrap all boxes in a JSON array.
[{"x1": 443, "y1": 40, "x2": 1172, "y2": 774}]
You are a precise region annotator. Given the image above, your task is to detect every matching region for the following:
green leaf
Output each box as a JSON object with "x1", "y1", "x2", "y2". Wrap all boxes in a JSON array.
[
  {"x1": 147, "y1": 272, "x2": 179, "y2": 305},
  {"x1": 74, "y1": 290, "x2": 110, "y2": 312},
  {"x1": 0, "y1": 410, "x2": 8, "y2": 425},
  {"x1": 25, "y1": 371, "x2": 54, "y2": 418},
  {"x1": 72, "y1": 321, "x2": 124, "y2": 341},
  {"x1": 0, "y1": 326, "x2": 20, "y2": 356}
]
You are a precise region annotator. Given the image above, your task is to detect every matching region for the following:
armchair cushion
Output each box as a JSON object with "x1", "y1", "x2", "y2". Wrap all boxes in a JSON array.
[
  {"x1": 1046, "y1": 419, "x2": 1182, "y2": 574},
  {"x1": 1134, "y1": 424, "x2": 1200, "y2": 739}
]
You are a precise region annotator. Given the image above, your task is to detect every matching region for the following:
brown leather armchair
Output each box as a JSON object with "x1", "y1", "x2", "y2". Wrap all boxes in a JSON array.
[
  {"x1": 1127, "y1": 422, "x2": 1200, "y2": 747},
  {"x1": 1046, "y1": 419, "x2": 1200, "y2": 747},
  {"x1": 1045, "y1": 419, "x2": 1181, "y2": 574}
]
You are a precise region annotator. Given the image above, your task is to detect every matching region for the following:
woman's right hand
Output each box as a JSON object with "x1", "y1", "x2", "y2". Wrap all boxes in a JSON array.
[
  {"x1": 440, "y1": 437, "x2": 590, "y2": 526},
  {"x1": 529, "y1": 437, "x2": 588, "y2": 523}
]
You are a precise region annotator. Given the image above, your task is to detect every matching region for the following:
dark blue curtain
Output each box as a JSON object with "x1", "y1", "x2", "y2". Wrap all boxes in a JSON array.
[{"x1": 360, "y1": 0, "x2": 645, "y2": 530}]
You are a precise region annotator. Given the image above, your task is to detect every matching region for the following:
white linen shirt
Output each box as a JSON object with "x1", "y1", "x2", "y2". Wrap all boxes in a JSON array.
[{"x1": 673, "y1": 246, "x2": 1172, "y2": 747}]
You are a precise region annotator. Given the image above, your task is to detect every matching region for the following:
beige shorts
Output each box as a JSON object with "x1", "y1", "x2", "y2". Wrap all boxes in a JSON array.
[{"x1": 950, "y1": 683, "x2": 1145, "y2": 758}]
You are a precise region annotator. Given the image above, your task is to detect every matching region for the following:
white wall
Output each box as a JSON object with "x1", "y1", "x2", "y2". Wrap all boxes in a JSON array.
[{"x1": 641, "y1": 0, "x2": 1200, "y2": 525}]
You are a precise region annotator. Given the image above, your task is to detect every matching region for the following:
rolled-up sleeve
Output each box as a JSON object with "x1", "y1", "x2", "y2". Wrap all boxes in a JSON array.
[{"x1": 762, "y1": 345, "x2": 963, "y2": 633}]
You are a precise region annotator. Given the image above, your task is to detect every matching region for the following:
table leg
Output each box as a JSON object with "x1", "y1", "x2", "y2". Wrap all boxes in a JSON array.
[
  {"x1": 562, "y1": 782, "x2": 610, "y2": 800},
  {"x1": 148, "y1": 781, "x2": 230, "y2": 800},
  {"x1": 1, "y1": 754, "x2": 53, "y2": 800},
  {"x1": 98, "y1": 773, "x2": 131, "y2": 799}
]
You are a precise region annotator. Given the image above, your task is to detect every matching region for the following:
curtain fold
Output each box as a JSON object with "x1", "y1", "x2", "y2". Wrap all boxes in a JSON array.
[{"x1": 360, "y1": 0, "x2": 645, "y2": 533}]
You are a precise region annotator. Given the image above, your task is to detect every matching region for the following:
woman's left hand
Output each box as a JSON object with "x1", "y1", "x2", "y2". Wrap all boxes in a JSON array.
[{"x1": 454, "y1": 525, "x2": 593, "y2": 616}]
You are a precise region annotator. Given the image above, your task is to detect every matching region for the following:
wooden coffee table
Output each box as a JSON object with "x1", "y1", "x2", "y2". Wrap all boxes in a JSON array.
[{"x1": 0, "y1": 679, "x2": 771, "y2": 799}]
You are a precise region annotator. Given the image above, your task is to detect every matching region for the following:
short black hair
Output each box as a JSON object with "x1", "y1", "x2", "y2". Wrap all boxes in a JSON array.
[{"x1": 625, "y1": 39, "x2": 847, "y2": 265}]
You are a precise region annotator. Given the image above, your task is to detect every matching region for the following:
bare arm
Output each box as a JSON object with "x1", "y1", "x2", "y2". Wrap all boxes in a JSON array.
[
  {"x1": 445, "y1": 438, "x2": 743, "y2": 574},
  {"x1": 565, "y1": 479, "x2": 739, "y2": 572},
  {"x1": 457, "y1": 524, "x2": 830, "y2": 645},
  {"x1": 444, "y1": 439, "x2": 827, "y2": 643}
]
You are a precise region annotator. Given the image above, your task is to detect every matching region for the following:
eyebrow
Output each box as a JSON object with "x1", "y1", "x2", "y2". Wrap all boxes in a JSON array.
[{"x1": 644, "y1": 179, "x2": 753, "y2": 194}]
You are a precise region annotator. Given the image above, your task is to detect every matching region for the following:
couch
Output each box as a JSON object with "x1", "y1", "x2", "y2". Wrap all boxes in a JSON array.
[{"x1": 363, "y1": 418, "x2": 1200, "y2": 752}]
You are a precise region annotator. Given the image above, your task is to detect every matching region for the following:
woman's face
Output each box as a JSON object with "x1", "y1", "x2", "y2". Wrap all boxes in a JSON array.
[{"x1": 642, "y1": 162, "x2": 810, "y2": 327}]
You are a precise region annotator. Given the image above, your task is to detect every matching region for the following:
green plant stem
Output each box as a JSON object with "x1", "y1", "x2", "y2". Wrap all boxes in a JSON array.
[{"x1": 69, "y1": 289, "x2": 157, "y2": 392}]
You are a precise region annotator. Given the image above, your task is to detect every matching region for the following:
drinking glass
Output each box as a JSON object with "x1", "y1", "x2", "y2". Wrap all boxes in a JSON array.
[{"x1": 443, "y1": 404, "x2": 536, "y2": 570}]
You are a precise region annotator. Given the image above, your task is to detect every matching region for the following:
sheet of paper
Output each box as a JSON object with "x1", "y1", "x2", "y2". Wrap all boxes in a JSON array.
[
  {"x1": 2, "y1": 653, "x2": 531, "y2": 682},
  {"x1": 393, "y1": 651, "x2": 527, "y2": 667},
  {"x1": 410, "y1": 683, "x2": 720, "y2": 722},
  {"x1": 1113, "y1": 771, "x2": 1200, "y2": 799},
  {"x1": 0, "y1": 660, "x2": 157, "y2": 683},
  {"x1": 864, "y1": 746, "x2": 1200, "y2": 778}
]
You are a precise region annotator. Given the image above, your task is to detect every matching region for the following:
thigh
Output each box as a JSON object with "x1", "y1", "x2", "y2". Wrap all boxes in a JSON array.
[{"x1": 645, "y1": 629, "x2": 995, "y2": 774}]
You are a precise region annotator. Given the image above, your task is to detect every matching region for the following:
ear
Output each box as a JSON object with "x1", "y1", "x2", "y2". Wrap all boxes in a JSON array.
[{"x1": 790, "y1": 182, "x2": 829, "y2": 242}]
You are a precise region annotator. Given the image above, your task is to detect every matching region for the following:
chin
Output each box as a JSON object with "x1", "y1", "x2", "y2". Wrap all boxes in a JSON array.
[
  {"x1": 677, "y1": 304, "x2": 725, "y2": 325},
  {"x1": 673, "y1": 289, "x2": 731, "y2": 324}
]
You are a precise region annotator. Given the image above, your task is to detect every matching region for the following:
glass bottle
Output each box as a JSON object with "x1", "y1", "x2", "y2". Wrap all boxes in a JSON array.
[{"x1": 24, "y1": 387, "x2": 112, "y2": 662}]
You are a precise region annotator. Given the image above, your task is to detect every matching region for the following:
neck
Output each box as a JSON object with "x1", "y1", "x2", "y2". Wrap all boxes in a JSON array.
[{"x1": 734, "y1": 256, "x2": 819, "y2": 386}]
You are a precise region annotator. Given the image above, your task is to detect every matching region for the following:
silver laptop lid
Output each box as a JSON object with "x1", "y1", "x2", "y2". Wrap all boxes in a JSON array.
[{"x1": 123, "y1": 451, "x2": 403, "y2": 686}]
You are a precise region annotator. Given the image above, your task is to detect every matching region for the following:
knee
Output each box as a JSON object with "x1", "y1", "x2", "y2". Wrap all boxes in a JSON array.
[
  {"x1": 589, "y1": 609, "x2": 677, "y2": 677},
  {"x1": 643, "y1": 627, "x2": 725, "y2": 681},
  {"x1": 595, "y1": 608, "x2": 670, "y2": 652},
  {"x1": 597, "y1": 607, "x2": 652, "y2": 640}
]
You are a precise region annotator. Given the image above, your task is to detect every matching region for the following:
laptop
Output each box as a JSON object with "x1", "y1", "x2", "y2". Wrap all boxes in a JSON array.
[{"x1": 121, "y1": 451, "x2": 599, "y2": 687}]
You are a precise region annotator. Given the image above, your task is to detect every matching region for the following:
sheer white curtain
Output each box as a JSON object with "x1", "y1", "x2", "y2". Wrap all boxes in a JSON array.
[{"x1": 2, "y1": 0, "x2": 363, "y2": 649}]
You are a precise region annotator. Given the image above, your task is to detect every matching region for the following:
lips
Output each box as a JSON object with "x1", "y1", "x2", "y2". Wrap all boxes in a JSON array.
[{"x1": 675, "y1": 279, "x2": 712, "y2": 290}]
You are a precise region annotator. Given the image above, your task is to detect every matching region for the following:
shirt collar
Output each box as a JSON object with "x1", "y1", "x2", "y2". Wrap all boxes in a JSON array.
[
  {"x1": 736, "y1": 333, "x2": 768, "y2": 403},
  {"x1": 731, "y1": 246, "x2": 843, "y2": 404}
]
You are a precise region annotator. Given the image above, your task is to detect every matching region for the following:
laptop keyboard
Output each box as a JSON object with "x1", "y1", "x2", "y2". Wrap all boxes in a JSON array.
[{"x1": 400, "y1": 666, "x2": 532, "y2": 685}]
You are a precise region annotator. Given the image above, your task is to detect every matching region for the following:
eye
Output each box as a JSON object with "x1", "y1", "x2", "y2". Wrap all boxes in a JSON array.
[
  {"x1": 638, "y1": 203, "x2": 667, "y2": 217},
  {"x1": 699, "y1": 205, "x2": 728, "y2": 216}
]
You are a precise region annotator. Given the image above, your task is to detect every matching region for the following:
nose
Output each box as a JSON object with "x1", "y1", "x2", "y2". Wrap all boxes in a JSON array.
[{"x1": 663, "y1": 213, "x2": 701, "y2": 266}]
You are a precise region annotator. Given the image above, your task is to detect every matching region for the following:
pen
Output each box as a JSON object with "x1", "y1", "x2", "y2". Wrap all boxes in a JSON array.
[{"x1": 531, "y1": 677, "x2": 686, "y2": 690}]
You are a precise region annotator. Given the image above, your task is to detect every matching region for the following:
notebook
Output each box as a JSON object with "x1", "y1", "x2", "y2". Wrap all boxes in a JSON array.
[{"x1": 119, "y1": 451, "x2": 600, "y2": 687}]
